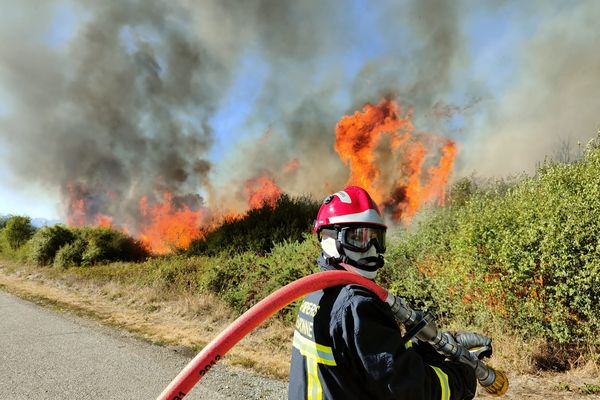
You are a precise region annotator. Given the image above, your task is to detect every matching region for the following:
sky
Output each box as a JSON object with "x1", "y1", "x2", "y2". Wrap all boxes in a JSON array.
[{"x1": 0, "y1": 0, "x2": 598, "y2": 221}]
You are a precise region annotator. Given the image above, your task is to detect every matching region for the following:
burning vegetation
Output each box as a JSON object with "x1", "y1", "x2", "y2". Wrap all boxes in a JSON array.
[
  {"x1": 63, "y1": 98, "x2": 457, "y2": 254},
  {"x1": 335, "y1": 99, "x2": 457, "y2": 222},
  {"x1": 138, "y1": 193, "x2": 204, "y2": 255}
]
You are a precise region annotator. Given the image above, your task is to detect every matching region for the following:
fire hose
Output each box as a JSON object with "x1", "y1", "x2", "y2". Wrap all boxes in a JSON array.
[{"x1": 157, "y1": 270, "x2": 508, "y2": 399}]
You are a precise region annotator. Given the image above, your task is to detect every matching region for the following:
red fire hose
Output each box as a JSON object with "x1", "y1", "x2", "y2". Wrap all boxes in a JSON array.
[{"x1": 157, "y1": 270, "x2": 387, "y2": 400}]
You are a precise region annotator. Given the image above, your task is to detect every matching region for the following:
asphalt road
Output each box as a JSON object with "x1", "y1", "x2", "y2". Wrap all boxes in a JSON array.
[{"x1": 0, "y1": 291, "x2": 288, "y2": 400}]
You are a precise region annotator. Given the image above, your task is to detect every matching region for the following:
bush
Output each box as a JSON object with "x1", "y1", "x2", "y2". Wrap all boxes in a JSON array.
[
  {"x1": 382, "y1": 142, "x2": 600, "y2": 348},
  {"x1": 188, "y1": 194, "x2": 319, "y2": 256},
  {"x1": 201, "y1": 235, "x2": 319, "y2": 319},
  {"x1": 53, "y1": 239, "x2": 87, "y2": 269},
  {"x1": 2, "y1": 216, "x2": 36, "y2": 250},
  {"x1": 0, "y1": 216, "x2": 8, "y2": 230},
  {"x1": 76, "y1": 227, "x2": 149, "y2": 266},
  {"x1": 0, "y1": 240, "x2": 33, "y2": 263},
  {"x1": 28, "y1": 225, "x2": 75, "y2": 265},
  {"x1": 151, "y1": 256, "x2": 205, "y2": 292}
]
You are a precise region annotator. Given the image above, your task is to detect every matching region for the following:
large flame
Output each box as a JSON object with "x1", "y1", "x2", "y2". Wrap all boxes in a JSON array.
[
  {"x1": 335, "y1": 99, "x2": 413, "y2": 198},
  {"x1": 335, "y1": 98, "x2": 458, "y2": 222},
  {"x1": 138, "y1": 193, "x2": 205, "y2": 255}
]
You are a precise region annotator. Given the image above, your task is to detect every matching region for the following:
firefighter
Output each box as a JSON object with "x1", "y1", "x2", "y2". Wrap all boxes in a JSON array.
[{"x1": 288, "y1": 186, "x2": 485, "y2": 399}]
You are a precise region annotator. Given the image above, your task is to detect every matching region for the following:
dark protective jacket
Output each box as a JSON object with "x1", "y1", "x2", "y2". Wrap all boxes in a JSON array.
[{"x1": 288, "y1": 261, "x2": 477, "y2": 400}]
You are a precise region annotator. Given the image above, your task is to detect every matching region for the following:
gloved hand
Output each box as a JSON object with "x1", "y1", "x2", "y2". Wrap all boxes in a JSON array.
[{"x1": 454, "y1": 332, "x2": 493, "y2": 360}]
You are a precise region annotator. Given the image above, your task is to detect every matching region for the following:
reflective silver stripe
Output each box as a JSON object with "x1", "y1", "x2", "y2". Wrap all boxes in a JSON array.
[
  {"x1": 292, "y1": 330, "x2": 337, "y2": 366},
  {"x1": 328, "y1": 208, "x2": 384, "y2": 225}
]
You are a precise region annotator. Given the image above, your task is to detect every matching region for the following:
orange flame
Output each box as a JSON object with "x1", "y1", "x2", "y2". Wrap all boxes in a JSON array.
[
  {"x1": 65, "y1": 182, "x2": 116, "y2": 227},
  {"x1": 335, "y1": 99, "x2": 413, "y2": 200},
  {"x1": 138, "y1": 192, "x2": 205, "y2": 255},
  {"x1": 244, "y1": 175, "x2": 282, "y2": 209},
  {"x1": 335, "y1": 98, "x2": 458, "y2": 222},
  {"x1": 65, "y1": 182, "x2": 88, "y2": 226},
  {"x1": 64, "y1": 177, "x2": 283, "y2": 255},
  {"x1": 94, "y1": 214, "x2": 114, "y2": 228}
]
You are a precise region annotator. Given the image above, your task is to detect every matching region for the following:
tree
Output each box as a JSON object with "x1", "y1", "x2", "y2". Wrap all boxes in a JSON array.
[{"x1": 3, "y1": 216, "x2": 36, "y2": 250}]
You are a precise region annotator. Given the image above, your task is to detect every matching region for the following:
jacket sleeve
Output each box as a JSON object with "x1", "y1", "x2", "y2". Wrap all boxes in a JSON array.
[{"x1": 331, "y1": 288, "x2": 476, "y2": 400}]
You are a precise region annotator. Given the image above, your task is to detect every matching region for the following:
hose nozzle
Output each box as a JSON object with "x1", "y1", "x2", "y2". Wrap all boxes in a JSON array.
[{"x1": 481, "y1": 368, "x2": 509, "y2": 397}]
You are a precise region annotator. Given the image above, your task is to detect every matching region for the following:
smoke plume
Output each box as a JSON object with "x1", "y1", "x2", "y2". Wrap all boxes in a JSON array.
[
  {"x1": 0, "y1": 0, "x2": 598, "y2": 234},
  {"x1": 459, "y1": 2, "x2": 600, "y2": 176}
]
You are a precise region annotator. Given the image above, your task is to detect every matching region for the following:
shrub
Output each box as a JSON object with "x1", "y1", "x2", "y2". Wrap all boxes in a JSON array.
[
  {"x1": 382, "y1": 142, "x2": 600, "y2": 348},
  {"x1": 77, "y1": 227, "x2": 149, "y2": 266},
  {"x1": 3, "y1": 216, "x2": 36, "y2": 250},
  {"x1": 1, "y1": 240, "x2": 33, "y2": 263},
  {"x1": 201, "y1": 235, "x2": 319, "y2": 319},
  {"x1": 28, "y1": 225, "x2": 75, "y2": 265},
  {"x1": 151, "y1": 255, "x2": 205, "y2": 292},
  {"x1": 188, "y1": 194, "x2": 319, "y2": 256},
  {"x1": 53, "y1": 239, "x2": 87, "y2": 269}
]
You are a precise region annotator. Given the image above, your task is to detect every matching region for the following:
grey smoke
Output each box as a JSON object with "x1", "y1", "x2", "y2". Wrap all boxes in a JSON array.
[
  {"x1": 1, "y1": 0, "x2": 232, "y2": 228},
  {"x1": 217, "y1": 0, "x2": 472, "y2": 203},
  {"x1": 459, "y1": 1, "x2": 600, "y2": 176},
  {"x1": 0, "y1": 0, "x2": 598, "y2": 227}
]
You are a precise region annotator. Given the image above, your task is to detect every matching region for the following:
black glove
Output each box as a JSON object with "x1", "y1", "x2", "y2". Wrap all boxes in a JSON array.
[{"x1": 454, "y1": 332, "x2": 493, "y2": 360}]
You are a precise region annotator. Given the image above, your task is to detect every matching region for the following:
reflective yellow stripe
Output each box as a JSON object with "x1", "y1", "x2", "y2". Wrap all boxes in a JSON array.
[
  {"x1": 306, "y1": 358, "x2": 322, "y2": 400},
  {"x1": 405, "y1": 340, "x2": 413, "y2": 349},
  {"x1": 430, "y1": 365, "x2": 450, "y2": 400},
  {"x1": 292, "y1": 331, "x2": 337, "y2": 366}
]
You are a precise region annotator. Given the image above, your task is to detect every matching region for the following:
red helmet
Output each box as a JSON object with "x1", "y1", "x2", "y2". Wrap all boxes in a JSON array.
[{"x1": 314, "y1": 186, "x2": 386, "y2": 233}]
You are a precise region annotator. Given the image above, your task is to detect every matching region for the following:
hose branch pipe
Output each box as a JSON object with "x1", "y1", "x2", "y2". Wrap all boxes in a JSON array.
[{"x1": 386, "y1": 294, "x2": 509, "y2": 396}]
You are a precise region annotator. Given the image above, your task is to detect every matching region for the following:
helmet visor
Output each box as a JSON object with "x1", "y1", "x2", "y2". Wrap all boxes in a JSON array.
[{"x1": 340, "y1": 226, "x2": 386, "y2": 253}]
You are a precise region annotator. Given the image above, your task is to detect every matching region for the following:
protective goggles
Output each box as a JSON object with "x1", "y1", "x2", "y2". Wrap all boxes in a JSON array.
[{"x1": 337, "y1": 226, "x2": 386, "y2": 253}]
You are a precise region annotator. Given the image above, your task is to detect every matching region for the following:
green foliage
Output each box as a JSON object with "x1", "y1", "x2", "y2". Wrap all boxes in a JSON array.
[
  {"x1": 188, "y1": 194, "x2": 319, "y2": 256},
  {"x1": 11, "y1": 224, "x2": 148, "y2": 267},
  {"x1": 150, "y1": 255, "x2": 205, "y2": 292},
  {"x1": 2, "y1": 216, "x2": 36, "y2": 250},
  {"x1": 200, "y1": 235, "x2": 319, "y2": 319},
  {"x1": 581, "y1": 384, "x2": 600, "y2": 395},
  {"x1": 4, "y1": 142, "x2": 600, "y2": 364},
  {"x1": 382, "y1": 143, "x2": 600, "y2": 347},
  {"x1": 76, "y1": 227, "x2": 148, "y2": 266},
  {"x1": 61, "y1": 260, "x2": 154, "y2": 286},
  {"x1": 0, "y1": 216, "x2": 8, "y2": 230},
  {"x1": 1, "y1": 240, "x2": 33, "y2": 263},
  {"x1": 447, "y1": 177, "x2": 475, "y2": 207},
  {"x1": 53, "y1": 239, "x2": 87, "y2": 269},
  {"x1": 28, "y1": 225, "x2": 75, "y2": 265}
]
